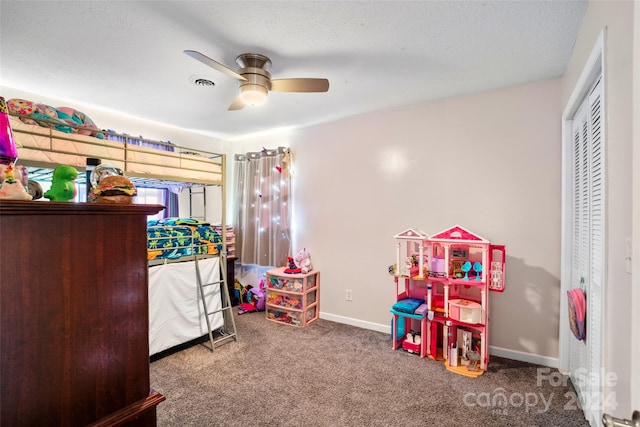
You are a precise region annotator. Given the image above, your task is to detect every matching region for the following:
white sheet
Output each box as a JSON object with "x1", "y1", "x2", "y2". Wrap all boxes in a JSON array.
[{"x1": 148, "y1": 257, "x2": 224, "y2": 355}]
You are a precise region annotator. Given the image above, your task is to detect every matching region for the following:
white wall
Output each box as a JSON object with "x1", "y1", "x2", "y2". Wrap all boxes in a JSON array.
[
  {"x1": 235, "y1": 78, "x2": 563, "y2": 363},
  {"x1": 562, "y1": 0, "x2": 634, "y2": 419}
]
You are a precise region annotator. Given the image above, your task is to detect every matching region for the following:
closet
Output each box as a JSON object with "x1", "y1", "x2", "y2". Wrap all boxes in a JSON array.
[{"x1": 567, "y1": 75, "x2": 605, "y2": 423}]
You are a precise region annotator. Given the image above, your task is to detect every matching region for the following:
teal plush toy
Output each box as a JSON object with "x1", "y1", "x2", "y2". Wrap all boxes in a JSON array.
[{"x1": 44, "y1": 165, "x2": 78, "y2": 201}]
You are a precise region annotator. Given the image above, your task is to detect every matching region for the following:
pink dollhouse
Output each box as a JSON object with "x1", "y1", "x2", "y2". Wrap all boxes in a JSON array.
[{"x1": 390, "y1": 225, "x2": 506, "y2": 377}]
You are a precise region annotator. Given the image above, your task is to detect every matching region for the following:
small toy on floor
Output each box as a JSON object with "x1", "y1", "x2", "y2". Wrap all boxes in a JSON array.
[{"x1": 238, "y1": 278, "x2": 266, "y2": 315}]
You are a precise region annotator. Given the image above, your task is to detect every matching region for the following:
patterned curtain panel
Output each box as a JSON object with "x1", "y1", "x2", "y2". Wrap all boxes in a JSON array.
[{"x1": 232, "y1": 147, "x2": 291, "y2": 267}]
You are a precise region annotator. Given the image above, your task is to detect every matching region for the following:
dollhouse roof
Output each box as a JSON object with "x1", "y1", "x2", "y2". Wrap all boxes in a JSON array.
[
  {"x1": 428, "y1": 225, "x2": 489, "y2": 244},
  {"x1": 393, "y1": 228, "x2": 429, "y2": 240}
]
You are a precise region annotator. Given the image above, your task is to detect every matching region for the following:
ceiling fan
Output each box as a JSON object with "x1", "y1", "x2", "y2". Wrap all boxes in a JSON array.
[{"x1": 184, "y1": 50, "x2": 330, "y2": 111}]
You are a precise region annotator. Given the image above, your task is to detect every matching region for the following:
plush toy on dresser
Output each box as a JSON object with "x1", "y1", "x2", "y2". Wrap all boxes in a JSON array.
[
  {"x1": 27, "y1": 180, "x2": 43, "y2": 200},
  {"x1": 44, "y1": 165, "x2": 78, "y2": 201},
  {"x1": 294, "y1": 248, "x2": 313, "y2": 274},
  {"x1": 0, "y1": 163, "x2": 32, "y2": 200}
]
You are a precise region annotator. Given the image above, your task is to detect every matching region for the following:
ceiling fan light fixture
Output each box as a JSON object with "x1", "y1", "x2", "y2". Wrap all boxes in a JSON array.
[
  {"x1": 239, "y1": 84, "x2": 268, "y2": 106},
  {"x1": 185, "y1": 50, "x2": 330, "y2": 111}
]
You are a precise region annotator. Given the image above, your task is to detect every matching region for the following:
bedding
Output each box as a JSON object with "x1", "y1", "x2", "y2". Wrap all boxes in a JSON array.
[
  {"x1": 147, "y1": 218, "x2": 222, "y2": 261},
  {"x1": 8, "y1": 98, "x2": 104, "y2": 138}
]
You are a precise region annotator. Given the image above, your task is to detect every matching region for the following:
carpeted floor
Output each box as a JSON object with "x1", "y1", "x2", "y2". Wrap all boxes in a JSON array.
[{"x1": 150, "y1": 312, "x2": 589, "y2": 427}]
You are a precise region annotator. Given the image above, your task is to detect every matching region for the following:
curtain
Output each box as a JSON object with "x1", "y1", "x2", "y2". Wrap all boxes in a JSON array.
[
  {"x1": 166, "y1": 190, "x2": 179, "y2": 218},
  {"x1": 232, "y1": 147, "x2": 291, "y2": 267}
]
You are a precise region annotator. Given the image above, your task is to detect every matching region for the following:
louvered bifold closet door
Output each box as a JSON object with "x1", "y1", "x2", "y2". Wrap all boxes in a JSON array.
[
  {"x1": 570, "y1": 99, "x2": 589, "y2": 407},
  {"x1": 569, "y1": 76, "x2": 605, "y2": 423},
  {"x1": 587, "y1": 77, "x2": 605, "y2": 423}
]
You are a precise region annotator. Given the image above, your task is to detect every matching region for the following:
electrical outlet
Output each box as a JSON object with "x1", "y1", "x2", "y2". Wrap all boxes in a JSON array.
[{"x1": 346, "y1": 289, "x2": 353, "y2": 301}]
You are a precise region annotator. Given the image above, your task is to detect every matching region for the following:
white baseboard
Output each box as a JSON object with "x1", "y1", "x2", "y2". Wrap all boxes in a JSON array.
[
  {"x1": 319, "y1": 312, "x2": 559, "y2": 369},
  {"x1": 319, "y1": 312, "x2": 390, "y2": 334},
  {"x1": 488, "y1": 346, "x2": 559, "y2": 368}
]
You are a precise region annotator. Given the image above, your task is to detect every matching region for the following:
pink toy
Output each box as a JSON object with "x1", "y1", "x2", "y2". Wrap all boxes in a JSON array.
[
  {"x1": 0, "y1": 97, "x2": 18, "y2": 164},
  {"x1": 294, "y1": 248, "x2": 313, "y2": 274},
  {"x1": 238, "y1": 277, "x2": 266, "y2": 315},
  {"x1": 0, "y1": 163, "x2": 32, "y2": 200},
  {"x1": 390, "y1": 225, "x2": 506, "y2": 377}
]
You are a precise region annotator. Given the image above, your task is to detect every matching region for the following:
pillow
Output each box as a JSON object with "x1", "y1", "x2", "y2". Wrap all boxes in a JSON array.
[
  {"x1": 55, "y1": 108, "x2": 83, "y2": 130},
  {"x1": 6, "y1": 98, "x2": 38, "y2": 125},
  {"x1": 392, "y1": 298, "x2": 424, "y2": 314},
  {"x1": 58, "y1": 106, "x2": 104, "y2": 139},
  {"x1": 34, "y1": 104, "x2": 78, "y2": 134},
  {"x1": 7, "y1": 98, "x2": 105, "y2": 139},
  {"x1": 34, "y1": 103, "x2": 66, "y2": 130}
]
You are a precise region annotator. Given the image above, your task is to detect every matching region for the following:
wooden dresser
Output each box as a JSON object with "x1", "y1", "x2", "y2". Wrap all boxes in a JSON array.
[{"x1": 0, "y1": 200, "x2": 165, "y2": 426}]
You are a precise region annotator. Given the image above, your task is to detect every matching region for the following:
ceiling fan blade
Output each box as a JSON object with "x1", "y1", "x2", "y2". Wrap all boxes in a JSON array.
[
  {"x1": 270, "y1": 78, "x2": 329, "y2": 93},
  {"x1": 228, "y1": 96, "x2": 245, "y2": 111},
  {"x1": 184, "y1": 50, "x2": 247, "y2": 82}
]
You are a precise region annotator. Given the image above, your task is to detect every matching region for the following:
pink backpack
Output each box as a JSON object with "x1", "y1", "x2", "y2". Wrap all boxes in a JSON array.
[{"x1": 567, "y1": 288, "x2": 586, "y2": 341}]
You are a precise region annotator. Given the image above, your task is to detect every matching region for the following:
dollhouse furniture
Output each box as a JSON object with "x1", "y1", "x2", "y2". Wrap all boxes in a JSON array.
[
  {"x1": 0, "y1": 200, "x2": 165, "y2": 426},
  {"x1": 390, "y1": 227, "x2": 430, "y2": 358},
  {"x1": 390, "y1": 225, "x2": 505, "y2": 377},
  {"x1": 265, "y1": 267, "x2": 320, "y2": 327},
  {"x1": 390, "y1": 282, "x2": 428, "y2": 358},
  {"x1": 393, "y1": 228, "x2": 429, "y2": 278}
]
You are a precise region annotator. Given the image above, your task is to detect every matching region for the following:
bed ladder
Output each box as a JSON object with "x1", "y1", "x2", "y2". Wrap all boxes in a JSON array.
[{"x1": 194, "y1": 253, "x2": 238, "y2": 351}]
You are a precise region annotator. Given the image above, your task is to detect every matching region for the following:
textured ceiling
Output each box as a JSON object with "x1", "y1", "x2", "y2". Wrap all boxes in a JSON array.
[{"x1": 0, "y1": 1, "x2": 587, "y2": 141}]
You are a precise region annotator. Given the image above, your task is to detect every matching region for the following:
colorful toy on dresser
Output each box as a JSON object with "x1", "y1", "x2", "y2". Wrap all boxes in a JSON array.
[
  {"x1": 0, "y1": 163, "x2": 31, "y2": 200},
  {"x1": 284, "y1": 248, "x2": 314, "y2": 274},
  {"x1": 0, "y1": 96, "x2": 31, "y2": 201},
  {"x1": 44, "y1": 165, "x2": 78, "y2": 201},
  {"x1": 389, "y1": 225, "x2": 506, "y2": 377}
]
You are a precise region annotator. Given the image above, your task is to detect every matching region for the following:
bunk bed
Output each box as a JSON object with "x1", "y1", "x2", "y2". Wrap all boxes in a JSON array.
[
  {"x1": 8, "y1": 111, "x2": 236, "y2": 356},
  {"x1": 9, "y1": 114, "x2": 222, "y2": 185}
]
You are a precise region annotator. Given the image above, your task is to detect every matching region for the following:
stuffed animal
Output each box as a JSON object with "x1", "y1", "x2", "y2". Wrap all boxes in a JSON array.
[
  {"x1": 44, "y1": 165, "x2": 78, "y2": 201},
  {"x1": 294, "y1": 248, "x2": 313, "y2": 274},
  {"x1": 0, "y1": 163, "x2": 32, "y2": 200},
  {"x1": 27, "y1": 180, "x2": 43, "y2": 200},
  {"x1": 284, "y1": 256, "x2": 301, "y2": 274}
]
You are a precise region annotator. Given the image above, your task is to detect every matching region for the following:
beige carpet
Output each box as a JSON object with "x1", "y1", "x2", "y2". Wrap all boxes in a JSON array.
[{"x1": 150, "y1": 311, "x2": 589, "y2": 427}]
